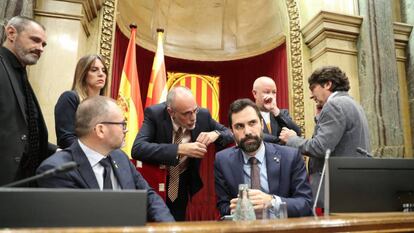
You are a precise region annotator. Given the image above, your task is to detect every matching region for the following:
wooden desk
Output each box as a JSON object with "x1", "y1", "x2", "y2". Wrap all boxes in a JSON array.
[{"x1": 2, "y1": 212, "x2": 414, "y2": 233}]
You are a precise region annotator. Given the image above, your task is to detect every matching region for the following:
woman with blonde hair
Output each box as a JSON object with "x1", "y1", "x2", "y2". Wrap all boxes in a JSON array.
[{"x1": 54, "y1": 54, "x2": 108, "y2": 148}]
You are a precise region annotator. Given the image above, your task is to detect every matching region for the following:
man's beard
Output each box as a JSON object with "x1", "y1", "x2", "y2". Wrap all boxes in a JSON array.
[
  {"x1": 15, "y1": 42, "x2": 40, "y2": 65},
  {"x1": 237, "y1": 133, "x2": 263, "y2": 153}
]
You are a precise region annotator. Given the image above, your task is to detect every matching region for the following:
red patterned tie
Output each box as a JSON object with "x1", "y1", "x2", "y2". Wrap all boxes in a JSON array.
[{"x1": 168, "y1": 128, "x2": 189, "y2": 202}]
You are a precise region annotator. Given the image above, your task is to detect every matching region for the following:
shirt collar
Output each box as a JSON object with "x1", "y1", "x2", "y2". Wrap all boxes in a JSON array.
[
  {"x1": 78, "y1": 139, "x2": 106, "y2": 167},
  {"x1": 327, "y1": 91, "x2": 338, "y2": 102},
  {"x1": 170, "y1": 117, "x2": 187, "y2": 134},
  {"x1": 242, "y1": 142, "x2": 265, "y2": 165}
]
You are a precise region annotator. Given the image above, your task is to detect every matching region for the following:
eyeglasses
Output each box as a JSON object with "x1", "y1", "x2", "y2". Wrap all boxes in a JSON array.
[
  {"x1": 175, "y1": 107, "x2": 199, "y2": 118},
  {"x1": 99, "y1": 121, "x2": 127, "y2": 131}
]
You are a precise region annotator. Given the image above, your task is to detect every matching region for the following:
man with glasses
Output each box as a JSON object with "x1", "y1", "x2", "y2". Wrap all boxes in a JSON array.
[
  {"x1": 37, "y1": 96, "x2": 174, "y2": 222},
  {"x1": 132, "y1": 86, "x2": 233, "y2": 221}
]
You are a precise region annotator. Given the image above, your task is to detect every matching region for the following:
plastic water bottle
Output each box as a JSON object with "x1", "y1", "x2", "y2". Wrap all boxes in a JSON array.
[{"x1": 233, "y1": 184, "x2": 256, "y2": 221}]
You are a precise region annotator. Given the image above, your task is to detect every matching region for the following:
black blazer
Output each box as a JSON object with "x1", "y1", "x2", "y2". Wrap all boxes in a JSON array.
[
  {"x1": 36, "y1": 141, "x2": 175, "y2": 222},
  {"x1": 0, "y1": 47, "x2": 55, "y2": 185},
  {"x1": 263, "y1": 109, "x2": 302, "y2": 139}
]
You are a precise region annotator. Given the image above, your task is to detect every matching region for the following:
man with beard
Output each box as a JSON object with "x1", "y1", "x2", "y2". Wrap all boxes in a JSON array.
[
  {"x1": 132, "y1": 86, "x2": 234, "y2": 221},
  {"x1": 37, "y1": 96, "x2": 174, "y2": 222},
  {"x1": 0, "y1": 16, "x2": 56, "y2": 186},
  {"x1": 214, "y1": 98, "x2": 312, "y2": 218}
]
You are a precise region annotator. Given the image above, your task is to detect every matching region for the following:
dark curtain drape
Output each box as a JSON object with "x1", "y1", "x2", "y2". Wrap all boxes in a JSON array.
[
  {"x1": 0, "y1": 0, "x2": 34, "y2": 42},
  {"x1": 111, "y1": 25, "x2": 288, "y2": 220}
]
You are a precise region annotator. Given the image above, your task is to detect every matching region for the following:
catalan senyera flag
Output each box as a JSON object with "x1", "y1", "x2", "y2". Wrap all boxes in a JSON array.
[
  {"x1": 116, "y1": 24, "x2": 144, "y2": 159},
  {"x1": 138, "y1": 28, "x2": 169, "y2": 200},
  {"x1": 145, "y1": 28, "x2": 168, "y2": 107}
]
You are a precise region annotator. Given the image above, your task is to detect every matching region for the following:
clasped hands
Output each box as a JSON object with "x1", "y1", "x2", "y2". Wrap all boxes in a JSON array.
[
  {"x1": 230, "y1": 189, "x2": 273, "y2": 213},
  {"x1": 177, "y1": 131, "x2": 220, "y2": 158}
]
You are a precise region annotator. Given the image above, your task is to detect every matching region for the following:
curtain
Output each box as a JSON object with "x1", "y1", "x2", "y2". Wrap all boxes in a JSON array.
[
  {"x1": 111, "y1": 25, "x2": 289, "y2": 220},
  {"x1": 0, "y1": 0, "x2": 34, "y2": 42}
]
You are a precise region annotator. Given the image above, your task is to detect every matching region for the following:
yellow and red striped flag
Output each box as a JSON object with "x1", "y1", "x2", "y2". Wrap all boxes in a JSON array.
[
  {"x1": 116, "y1": 24, "x2": 144, "y2": 159},
  {"x1": 145, "y1": 28, "x2": 167, "y2": 107}
]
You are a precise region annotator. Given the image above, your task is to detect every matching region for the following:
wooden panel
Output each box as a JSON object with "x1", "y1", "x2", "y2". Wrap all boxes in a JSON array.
[{"x1": 3, "y1": 212, "x2": 414, "y2": 232}]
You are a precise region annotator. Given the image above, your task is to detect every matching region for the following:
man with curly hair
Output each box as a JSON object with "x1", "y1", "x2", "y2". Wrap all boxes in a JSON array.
[{"x1": 279, "y1": 66, "x2": 371, "y2": 207}]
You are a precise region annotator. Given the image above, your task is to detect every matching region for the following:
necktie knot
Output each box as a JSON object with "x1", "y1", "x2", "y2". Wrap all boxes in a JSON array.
[
  {"x1": 249, "y1": 157, "x2": 259, "y2": 165},
  {"x1": 99, "y1": 157, "x2": 112, "y2": 168}
]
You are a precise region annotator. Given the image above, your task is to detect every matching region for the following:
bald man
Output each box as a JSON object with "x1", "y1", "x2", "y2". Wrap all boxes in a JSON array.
[
  {"x1": 252, "y1": 76, "x2": 301, "y2": 142},
  {"x1": 132, "y1": 86, "x2": 233, "y2": 221}
]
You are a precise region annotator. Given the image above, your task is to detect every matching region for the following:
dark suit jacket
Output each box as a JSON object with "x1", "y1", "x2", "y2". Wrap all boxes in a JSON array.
[
  {"x1": 262, "y1": 109, "x2": 302, "y2": 139},
  {"x1": 0, "y1": 47, "x2": 56, "y2": 186},
  {"x1": 132, "y1": 102, "x2": 234, "y2": 197},
  {"x1": 54, "y1": 90, "x2": 80, "y2": 149},
  {"x1": 214, "y1": 142, "x2": 313, "y2": 217},
  {"x1": 36, "y1": 141, "x2": 175, "y2": 222}
]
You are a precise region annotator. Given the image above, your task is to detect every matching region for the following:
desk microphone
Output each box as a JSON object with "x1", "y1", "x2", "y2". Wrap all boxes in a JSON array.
[
  {"x1": 2, "y1": 162, "x2": 78, "y2": 187},
  {"x1": 312, "y1": 149, "x2": 331, "y2": 217},
  {"x1": 356, "y1": 147, "x2": 373, "y2": 157}
]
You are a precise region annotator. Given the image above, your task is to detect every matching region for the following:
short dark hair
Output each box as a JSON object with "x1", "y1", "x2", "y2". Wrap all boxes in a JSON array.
[
  {"x1": 75, "y1": 96, "x2": 116, "y2": 137},
  {"x1": 228, "y1": 98, "x2": 263, "y2": 128},
  {"x1": 308, "y1": 66, "x2": 350, "y2": 92}
]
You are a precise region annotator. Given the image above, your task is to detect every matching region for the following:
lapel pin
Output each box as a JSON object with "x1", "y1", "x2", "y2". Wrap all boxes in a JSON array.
[{"x1": 274, "y1": 157, "x2": 280, "y2": 163}]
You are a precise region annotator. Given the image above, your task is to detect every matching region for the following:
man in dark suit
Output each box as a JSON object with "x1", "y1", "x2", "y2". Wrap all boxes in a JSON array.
[
  {"x1": 132, "y1": 86, "x2": 234, "y2": 221},
  {"x1": 215, "y1": 98, "x2": 312, "y2": 217},
  {"x1": 36, "y1": 96, "x2": 174, "y2": 222},
  {"x1": 252, "y1": 76, "x2": 301, "y2": 141},
  {"x1": 0, "y1": 16, "x2": 56, "y2": 186}
]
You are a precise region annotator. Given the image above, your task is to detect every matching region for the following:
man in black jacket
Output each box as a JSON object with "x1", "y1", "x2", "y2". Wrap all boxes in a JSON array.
[
  {"x1": 0, "y1": 16, "x2": 56, "y2": 186},
  {"x1": 252, "y1": 76, "x2": 301, "y2": 141}
]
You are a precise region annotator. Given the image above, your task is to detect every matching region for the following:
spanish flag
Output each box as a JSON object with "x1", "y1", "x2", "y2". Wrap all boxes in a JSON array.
[
  {"x1": 145, "y1": 28, "x2": 167, "y2": 107},
  {"x1": 116, "y1": 24, "x2": 144, "y2": 159}
]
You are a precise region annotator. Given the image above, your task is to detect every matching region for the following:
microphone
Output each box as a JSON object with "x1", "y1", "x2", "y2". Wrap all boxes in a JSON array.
[
  {"x1": 356, "y1": 147, "x2": 373, "y2": 157},
  {"x1": 2, "y1": 162, "x2": 78, "y2": 188},
  {"x1": 312, "y1": 149, "x2": 331, "y2": 217}
]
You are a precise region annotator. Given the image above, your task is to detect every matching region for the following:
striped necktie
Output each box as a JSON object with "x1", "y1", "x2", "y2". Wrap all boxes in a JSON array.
[{"x1": 168, "y1": 128, "x2": 189, "y2": 202}]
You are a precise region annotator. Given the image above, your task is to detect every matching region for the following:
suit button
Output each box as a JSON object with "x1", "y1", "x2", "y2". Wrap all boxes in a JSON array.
[{"x1": 21, "y1": 134, "x2": 27, "y2": 141}]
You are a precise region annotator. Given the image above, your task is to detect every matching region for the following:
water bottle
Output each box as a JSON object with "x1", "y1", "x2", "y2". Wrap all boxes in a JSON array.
[{"x1": 233, "y1": 184, "x2": 256, "y2": 221}]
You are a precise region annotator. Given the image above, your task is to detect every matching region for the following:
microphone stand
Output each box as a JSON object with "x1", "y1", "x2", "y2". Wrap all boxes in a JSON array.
[
  {"x1": 2, "y1": 162, "x2": 78, "y2": 188},
  {"x1": 312, "y1": 149, "x2": 331, "y2": 217}
]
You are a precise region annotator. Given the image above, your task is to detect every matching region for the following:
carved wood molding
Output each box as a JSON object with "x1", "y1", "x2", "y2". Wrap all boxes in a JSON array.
[
  {"x1": 98, "y1": 0, "x2": 117, "y2": 75},
  {"x1": 286, "y1": 0, "x2": 305, "y2": 134}
]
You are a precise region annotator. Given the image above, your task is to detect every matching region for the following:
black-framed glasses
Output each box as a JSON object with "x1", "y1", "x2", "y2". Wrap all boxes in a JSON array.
[
  {"x1": 175, "y1": 106, "x2": 199, "y2": 118},
  {"x1": 99, "y1": 121, "x2": 127, "y2": 131}
]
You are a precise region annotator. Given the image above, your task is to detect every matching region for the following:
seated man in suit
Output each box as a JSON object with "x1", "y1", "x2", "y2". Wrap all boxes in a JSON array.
[
  {"x1": 252, "y1": 76, "x2": 301, "y2": 141},
  {"x1": 214, "y1": 98, "x2": 313, "y2": 218},
  {"x1": 37, "y1": 96, "x2": 174, "y2": 222}
]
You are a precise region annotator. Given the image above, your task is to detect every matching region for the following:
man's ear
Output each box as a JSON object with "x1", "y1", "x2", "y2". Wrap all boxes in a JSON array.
[
  {"x1": 95, "y1": 124, "x2": 105, "y2": 139},
  {"x1": 252, "y1": 89, "x2": 257, "y2": 99},
  {"x1": 167, "y1": 106, "x2": 174, "y2": 116},
  {"x1": 5, "y1": 25, "x2": 17, "y2": 42},
  {"x1": 324, "y1": 81, "x2": 332, "y2": 90}
]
